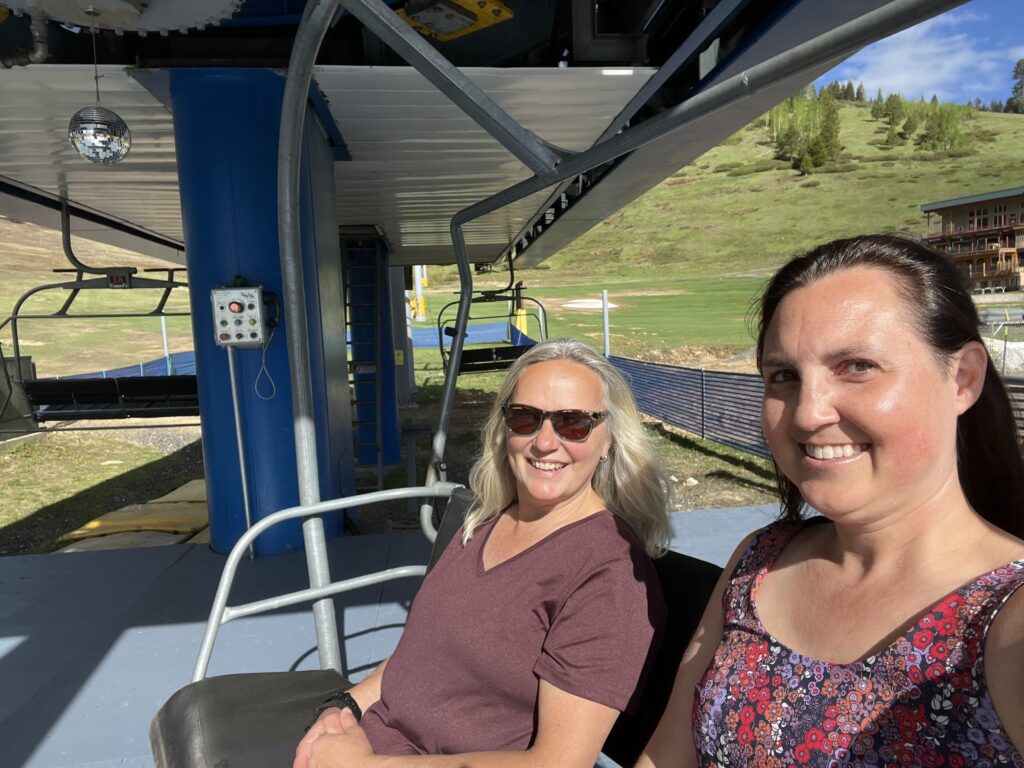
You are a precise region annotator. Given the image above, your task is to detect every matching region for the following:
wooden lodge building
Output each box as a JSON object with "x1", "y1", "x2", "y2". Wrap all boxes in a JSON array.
[{"x1": 922, "y1": 186, "x2": 1024, "y2": 292}]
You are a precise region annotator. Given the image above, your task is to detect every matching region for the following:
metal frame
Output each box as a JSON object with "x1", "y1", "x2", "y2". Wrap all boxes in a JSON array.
[
  {"x1": 0, "y1": 200, "x2": 190, "y2": 424},
  {"x1": 277, "y1": 0, "x2": 349, "y2": 672},
  {"x1": 192, "y1": 482, "x2": 462, "y2": 681},
  {"x1": 435, "y1": 295, "x2": 548, "y2": 374},
  {"x1": 274, "y1": 0, "x2": 967, "y2": 671},
  {"x1": 507, "y1": 0, "x2": 755, "y2": 263},
  {"x1": 434, "y1": 254, "x2": 549, "y2": 373}
]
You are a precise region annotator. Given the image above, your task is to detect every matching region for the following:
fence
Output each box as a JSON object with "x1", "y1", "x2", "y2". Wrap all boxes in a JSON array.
[
  {"x1": 613, "y1": 357, "x2": 1024, "y2": 462},
  {"x1": 610, "y1": 356, "x2": 770, "y2": 459},
  {"x1": 981, "y1": 316, "x2": 1024, "y2": 376}
]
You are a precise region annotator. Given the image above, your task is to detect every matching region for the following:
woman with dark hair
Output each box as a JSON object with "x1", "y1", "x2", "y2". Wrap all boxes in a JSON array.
[
  {"x1": 638, "y1": 235, "x2": 1024, "y2": 767},
  {"x1": 297, "y1": 339, "x2": 671, "y2": 768}
]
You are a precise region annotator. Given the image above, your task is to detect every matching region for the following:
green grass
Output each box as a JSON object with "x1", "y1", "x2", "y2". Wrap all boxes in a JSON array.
[
  {"x1": 425, "y1": 106, "x2": 1024, "y2": 358},
  {"x1": 0, "y1": 221, "x2": 193, "y2": 377},
  {"x1": 0, "y1": 435, "x2": 202, "y2": 554}
]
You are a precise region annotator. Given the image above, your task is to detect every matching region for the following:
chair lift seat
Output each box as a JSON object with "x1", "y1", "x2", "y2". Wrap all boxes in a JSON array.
[
  {"x1": 23, "y1": 375, "x2": 200, "y2": 421},
  {"x1": 149, "y1": 487, "x2": 721, "y2": 767},
  {"x1": 455, "y1": 344, "x2": 532, "y2": 375}
]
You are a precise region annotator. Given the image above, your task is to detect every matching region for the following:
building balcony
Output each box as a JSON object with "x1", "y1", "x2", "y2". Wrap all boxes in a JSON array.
[{"x1": 925, "y1": 222, "x2": 1024, "y2": 246}]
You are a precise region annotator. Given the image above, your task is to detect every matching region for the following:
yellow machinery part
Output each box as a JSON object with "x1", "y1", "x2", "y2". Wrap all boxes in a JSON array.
[{"x1": 398, "y1": 0, "x2": 513, "y2": 42}]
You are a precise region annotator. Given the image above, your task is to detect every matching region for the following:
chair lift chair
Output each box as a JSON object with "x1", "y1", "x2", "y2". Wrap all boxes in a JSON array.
[{"x1": 150, "y1": 483, "x2": 721, "y2": 767}]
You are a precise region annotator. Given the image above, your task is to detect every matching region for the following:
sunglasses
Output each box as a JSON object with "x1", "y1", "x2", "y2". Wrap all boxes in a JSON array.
[{"x1": 501, "y1": 403, "x2": 607, "y2": 442}]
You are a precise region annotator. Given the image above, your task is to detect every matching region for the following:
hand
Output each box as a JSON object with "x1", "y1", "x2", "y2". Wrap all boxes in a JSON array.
[
  {"x1": 293, "y1": 707, "x2": 346, "y2": 768},
  {"x1": 298, "y1": 707, "x2": 379, "y2": 768}
]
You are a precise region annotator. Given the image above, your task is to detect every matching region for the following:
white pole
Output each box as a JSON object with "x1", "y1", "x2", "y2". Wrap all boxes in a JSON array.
[
  {"x1": 602, "y1": 289, "x2": 611, "y2": 357},
  {"x1": 161, "y1": 315, "x2": 172, "y2": 375}
]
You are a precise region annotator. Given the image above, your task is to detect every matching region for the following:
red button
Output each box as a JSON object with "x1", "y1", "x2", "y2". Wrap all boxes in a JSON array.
[{"x1": 228, "y1": 301, "x2": 244, "y2": 313}]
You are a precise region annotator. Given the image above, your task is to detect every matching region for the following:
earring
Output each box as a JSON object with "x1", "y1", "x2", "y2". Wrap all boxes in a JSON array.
[{"x1": 599, "y1": 455, "x2": 608, "y2": 463}]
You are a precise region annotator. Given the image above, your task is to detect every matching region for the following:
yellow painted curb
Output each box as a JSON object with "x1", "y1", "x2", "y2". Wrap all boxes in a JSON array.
[
  {"x1": 60, "y1": 531, "x2": 192, "y2": 552},
  {"x1": 149, "y1": 479, "x2": 207, "y2": 504},
  {"x1": 66, "y1": 501, "x2": 208, "y2": 540}
]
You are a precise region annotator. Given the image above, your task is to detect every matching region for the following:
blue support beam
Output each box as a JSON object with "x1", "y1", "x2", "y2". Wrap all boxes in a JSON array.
[{"x1": 170, "y1": 68, "x2": 354, "y2": 555}]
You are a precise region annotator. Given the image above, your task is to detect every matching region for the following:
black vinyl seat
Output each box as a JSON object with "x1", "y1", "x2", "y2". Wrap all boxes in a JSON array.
[
  {"x1": 23, "y1": 375, "x2": 200, "y2": 421},
  {"x1": 150, "y1": 488, "x2": 721, "y2": 767},
  {"x1": 455, "y1": 345, "x2": 532, "y2": 374}
]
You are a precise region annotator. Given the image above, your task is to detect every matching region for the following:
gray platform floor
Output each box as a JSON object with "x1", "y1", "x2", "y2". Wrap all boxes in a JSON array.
[{"x1": 0, "y1": 505, "x2": 778, "y2": 768}]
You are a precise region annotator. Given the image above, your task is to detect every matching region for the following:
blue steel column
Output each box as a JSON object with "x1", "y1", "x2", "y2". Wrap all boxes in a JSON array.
[
  {"x1": 170, "y1": 69, "x2": 351, "y2": 555},
  {"x1": 346, "y1": 242, "x2": 400, "y2": 467}
]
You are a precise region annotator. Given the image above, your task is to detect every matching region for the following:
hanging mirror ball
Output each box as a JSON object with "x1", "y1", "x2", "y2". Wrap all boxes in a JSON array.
[{"x1": 68, "y1": 105, "x2": 131, "y2": 165}]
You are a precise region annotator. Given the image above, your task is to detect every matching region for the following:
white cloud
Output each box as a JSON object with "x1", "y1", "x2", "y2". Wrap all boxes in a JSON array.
[{"x1": 823, "y1": 9, "x2": 1020, "y2": 104}]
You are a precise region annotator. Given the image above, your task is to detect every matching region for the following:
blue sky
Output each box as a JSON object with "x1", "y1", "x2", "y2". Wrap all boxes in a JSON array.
[{"x1": 815, "y1": 0, "x2": 1024, "y2": 105}]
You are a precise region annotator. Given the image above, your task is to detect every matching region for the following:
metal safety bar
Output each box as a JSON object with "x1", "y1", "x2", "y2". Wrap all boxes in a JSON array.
[
  {"x1": 278, "y1": 0, "x2": 347, "y2": 672},
  {"x1": 0, "y1": 195, "x2": 189, "y2": 410},
  {"x1": 193, "y1": 482, "x2": 462, "y2": 682}
]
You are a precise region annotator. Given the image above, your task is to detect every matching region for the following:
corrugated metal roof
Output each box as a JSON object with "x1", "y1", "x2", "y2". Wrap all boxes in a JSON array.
[
  {"x1": 0, "y1": 63, "x2": 652, "y2": 266},
  {"x1": 320, "y1": 66, "x2": 653, "y2": 265}
]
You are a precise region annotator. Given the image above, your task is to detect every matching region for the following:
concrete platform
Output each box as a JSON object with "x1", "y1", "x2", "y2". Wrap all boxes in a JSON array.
[{"x1": 0, "y1": 505, "x2": 779, "y2": 768}]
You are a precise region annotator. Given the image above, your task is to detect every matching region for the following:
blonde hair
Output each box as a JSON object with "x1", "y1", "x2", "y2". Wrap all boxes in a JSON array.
[{"x1": 464, "y1": 339, "x2": 671, "y2": 557}]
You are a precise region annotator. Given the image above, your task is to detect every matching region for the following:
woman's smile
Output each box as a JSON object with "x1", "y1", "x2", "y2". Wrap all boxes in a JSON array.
[{"x1": 801, "y1": 442, "x2": 868, "y2": 461}]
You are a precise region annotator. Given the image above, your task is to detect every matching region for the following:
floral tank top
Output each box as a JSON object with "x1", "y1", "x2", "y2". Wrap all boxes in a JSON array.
[{"x1": 693, "y1": 521, "x2": 1024, "y2": 767}]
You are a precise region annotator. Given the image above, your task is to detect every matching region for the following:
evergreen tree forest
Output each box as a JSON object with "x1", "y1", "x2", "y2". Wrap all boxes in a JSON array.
[{"x1": 763, "y1": 79, "x2": 988, "y2": 174}]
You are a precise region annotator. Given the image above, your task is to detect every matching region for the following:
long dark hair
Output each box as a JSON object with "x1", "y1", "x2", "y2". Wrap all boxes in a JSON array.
[{"x1": 755, "y1": 234, "x2": 1024, "y2": 538}]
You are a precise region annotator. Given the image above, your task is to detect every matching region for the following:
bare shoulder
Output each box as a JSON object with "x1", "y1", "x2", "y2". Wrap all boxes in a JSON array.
[{"x1": 984, "y1": 570, "x2": 1024, "y2": 755}]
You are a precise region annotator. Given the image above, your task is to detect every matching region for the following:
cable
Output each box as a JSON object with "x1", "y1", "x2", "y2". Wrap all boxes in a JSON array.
[{"x1": 255, "y1": 324, "x2": 277, "y2": 400}]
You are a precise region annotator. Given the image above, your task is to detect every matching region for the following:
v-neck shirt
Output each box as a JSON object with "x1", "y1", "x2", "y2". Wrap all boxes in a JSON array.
[{"x1": 361, "y1": 510, "x2": 665, "y2": 756}]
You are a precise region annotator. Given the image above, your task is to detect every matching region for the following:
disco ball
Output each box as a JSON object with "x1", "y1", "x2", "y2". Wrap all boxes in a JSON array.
[{"x1": 68, "y1": 105, "x2": 131, "y2": 165}]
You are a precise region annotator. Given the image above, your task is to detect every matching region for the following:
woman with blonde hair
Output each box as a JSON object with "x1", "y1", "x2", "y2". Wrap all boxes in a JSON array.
[{"x1": 298, "y1": 338, "x2": 672, "y2": 768}]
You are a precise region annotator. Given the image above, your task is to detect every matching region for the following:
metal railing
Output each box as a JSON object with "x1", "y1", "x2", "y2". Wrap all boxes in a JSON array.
[{"x1": 193, "y1": 483, "x2": 463, "y2": 681}]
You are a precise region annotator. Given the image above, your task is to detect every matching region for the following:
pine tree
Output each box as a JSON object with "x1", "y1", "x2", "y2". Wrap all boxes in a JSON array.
[
  {"x1": 884, "y1": 93, "x2": 906, "y2": 125},
  {"x1": 1007, "y1": 58, "x2": 1024, "y2": 113},
  {"x1": 818, "y1": 93, "x2": 842, "y2": 161},
  {"x1": 844, "y1": 80, "x2": 856, "y2": 100},
  {"x1": 990, "y1": 100, "x2": 1005, "y2": 113},
  {"x1": 870, "y1": 92, "x2": 885, "y2": 120},
  {"x1": 774, "y1": 122, "x2": 802, "y2": 161},
  {"x1": 855, "y1": 83, "x2": 866, "y2": 102},
  {"x1": 885, "y1": 121, "x2": 903, "y2": 146},
  {"x1": 805, "y1": 135, "x2": 827, "y2": 167},
  {"x1": 901, "y1": 113, "x2": 919, "y2": 139}
]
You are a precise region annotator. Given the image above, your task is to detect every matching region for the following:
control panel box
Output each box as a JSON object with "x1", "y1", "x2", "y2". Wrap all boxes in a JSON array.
[{"x1": 211, "y1": 286, "x2": 267, "y2": 348}]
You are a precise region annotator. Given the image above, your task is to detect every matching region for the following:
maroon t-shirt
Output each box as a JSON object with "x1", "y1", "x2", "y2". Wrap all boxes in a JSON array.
[{"x1": 361, "y1": 510, "x2": 665, "y2": 756}]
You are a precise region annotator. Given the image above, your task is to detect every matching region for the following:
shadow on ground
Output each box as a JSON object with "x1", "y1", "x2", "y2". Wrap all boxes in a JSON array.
[{"x1": 0, "y1": 440, "x2": 203, "y2": 556}]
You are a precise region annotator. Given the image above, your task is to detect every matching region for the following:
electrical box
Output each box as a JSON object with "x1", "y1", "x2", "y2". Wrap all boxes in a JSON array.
[{"x1": 211, "y1": 286, "x2": 267, "y2": 348}]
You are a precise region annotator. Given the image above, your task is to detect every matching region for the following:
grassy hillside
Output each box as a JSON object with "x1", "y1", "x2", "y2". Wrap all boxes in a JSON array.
[
  {"x1": 427, "y1": 103, "x2": 1024, "y2": 361},
  {"x1": 546, "y1": 104, "x2": 1024, "y2": 278}
]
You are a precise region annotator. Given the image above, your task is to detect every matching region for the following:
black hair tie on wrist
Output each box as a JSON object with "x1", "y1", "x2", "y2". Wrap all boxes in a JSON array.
[{"x1": 305, "y1": 690, "x2": 363, "y2": 732}]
